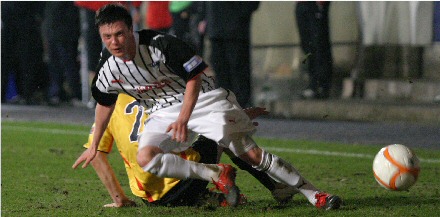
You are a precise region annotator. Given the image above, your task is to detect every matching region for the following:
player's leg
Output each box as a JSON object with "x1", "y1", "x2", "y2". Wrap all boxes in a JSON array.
[
  {"x1": 136, "y1": 131, "x2": 241, "y2": 206},
  {"x1": 191, "y1": 136, "x2": 248, "y2": 207},
  {"x1": 224, "y1": 148, "x2": 275, "y2": 190},
  {"x1": 136, "y1": 131, "x2": 222, "y2": 182},
  {"x1": 223, "y1": 148, "x2": 299, "y2": 203},
  {"x1": 147, "y1": 137, "x2": 218, "y2": 206},
  {"x1": 138, "y1": 148, "x2": 240, "y2": 206},
  {"x1": 230, "y1": 135, "x2": 341, "y2": 210}
]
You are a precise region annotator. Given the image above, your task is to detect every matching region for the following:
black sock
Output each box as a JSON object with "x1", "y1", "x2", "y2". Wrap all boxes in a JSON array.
[{"x1": 229, "y1": 156, "x2": 276, "y2": 191}]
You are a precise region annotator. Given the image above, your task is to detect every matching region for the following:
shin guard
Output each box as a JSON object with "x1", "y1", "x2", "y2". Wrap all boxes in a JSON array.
[{"x1": 253, "y1": 149, "x2": 305, "y2": 187}]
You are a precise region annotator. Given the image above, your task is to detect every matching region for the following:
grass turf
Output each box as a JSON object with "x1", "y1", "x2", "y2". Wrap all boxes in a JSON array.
[{"x1": 2, "y1": 121, "x2": 440, "y2": 216}]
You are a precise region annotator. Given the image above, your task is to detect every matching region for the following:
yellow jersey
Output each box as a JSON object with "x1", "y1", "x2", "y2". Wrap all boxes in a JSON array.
[{"x1": 84, "y1": 94, "x2": 201, "y2": 202}]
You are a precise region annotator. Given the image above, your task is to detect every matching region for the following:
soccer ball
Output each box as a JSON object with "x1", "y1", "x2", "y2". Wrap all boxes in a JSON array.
[{"x1": 372, "y1": 144, "x2": 420, "y2": 191}]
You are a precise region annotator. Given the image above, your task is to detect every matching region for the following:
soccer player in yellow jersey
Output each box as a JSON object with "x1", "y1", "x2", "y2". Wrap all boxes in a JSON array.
[
  {"x1": 80, "y1": 94, "x2": 216, "y2": 207},
  {"x1": 77, "y1": 94, "x2": 298, "y2": 207}
]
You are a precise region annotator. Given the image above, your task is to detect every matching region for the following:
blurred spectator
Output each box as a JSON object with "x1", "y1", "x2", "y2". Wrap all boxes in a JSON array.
[
  {"x1": 204, "y1": 2, "x2": 260, "y2": 108},
  {"x1": 1, "y1": 2, "x2": 47, "y2": 105},
  {"x1": 295, "y1": 2, "x2": 333, "y2": 99},
  {"x1": 74, "y1": 1, "x2": 141, "y2": 108},
  {"x1": 74, "y1": 1, "x2": 107, "y2": 76},
  {"x1": 44, "y1": 2, "x2": 82, "y2": 106},
  {"x1": 169, "y1": 1, "x2": 194, "y2": 46},
  {"x1": 435, "y1": 2, "x2": 440, "y2": 42},
  {"x1": 169, "y1": 1, "x2": 206, "y2": 56},
  {"x1": 145, "y1": 1, "x2": 173, "y2": 33},
  {"x1": 189, "y1": 2, "x2": 206, "y2": 56},
  {"x1": 75, "y1": 1, "x2": 107, "y2": 108}
]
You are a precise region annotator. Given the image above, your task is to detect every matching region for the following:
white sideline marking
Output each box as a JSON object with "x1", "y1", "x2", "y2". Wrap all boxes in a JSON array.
[
  {"x1": 2, "y1": 126, "x2": 87, "y2": 136},
  {"x1": 264, "y1": 147, "x2": 440, "y2": 164},
  {"x1": 265, "y1": 147, "x2": 374, "y2": 159},
  {"x1": 3, "y1": 125, "x2": 440, "y2": 163}
]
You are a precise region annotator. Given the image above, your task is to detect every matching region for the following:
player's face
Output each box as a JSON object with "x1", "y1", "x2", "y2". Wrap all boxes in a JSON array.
[{"x1": 99, "y1": 21, "x2": 135, "y2": 59}]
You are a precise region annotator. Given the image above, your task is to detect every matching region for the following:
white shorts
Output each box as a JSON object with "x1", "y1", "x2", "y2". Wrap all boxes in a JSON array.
[{"x1": 138, "y1": 88, "x2": 257, "y2": 155}]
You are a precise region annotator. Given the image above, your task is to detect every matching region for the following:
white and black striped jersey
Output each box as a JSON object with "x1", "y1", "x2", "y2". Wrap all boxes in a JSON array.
[{"x1": 92, "y1": 29, "x2": 216, "y2": 114}]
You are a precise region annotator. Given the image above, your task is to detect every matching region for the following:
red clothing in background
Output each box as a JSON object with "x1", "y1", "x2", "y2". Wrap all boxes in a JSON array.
[
  {"x1": 146, "y1": 1, "x2": 173, "y2": 30},
  {"x1": 75, "y1": 1, "x2": 142, "y2": 12}
]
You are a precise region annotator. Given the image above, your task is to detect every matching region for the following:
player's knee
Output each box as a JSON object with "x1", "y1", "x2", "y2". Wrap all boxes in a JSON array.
[
  {"x1": 136, "y1": 152, "x2": 149, "y2": 168},
  {"x1": 239, "y1": 147, "x2": 263, "y2": 166},
  {"x1": 137, "y1": 146, "x2": 163, "y2": 168}
]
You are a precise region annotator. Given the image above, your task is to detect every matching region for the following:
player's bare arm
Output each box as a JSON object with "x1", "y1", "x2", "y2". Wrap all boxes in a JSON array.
[
  {"x1": 72, "y1": 103, "x2": 115, "y2": 169},
  {"x1": 166, "y1": 75, "x2": 202, "y2": 143},
  {"x1": 91, "y1": 151, "x2": 137, "y2": 208}
]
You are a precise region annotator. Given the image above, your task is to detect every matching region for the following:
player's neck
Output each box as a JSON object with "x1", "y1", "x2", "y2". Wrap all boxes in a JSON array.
[{"x1": 123, "y1": 36, "x2": 137, "y2": 61}]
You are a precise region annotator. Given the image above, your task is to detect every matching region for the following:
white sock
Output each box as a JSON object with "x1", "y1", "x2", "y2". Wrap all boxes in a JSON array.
[
  {"x1": 142, "y1": 153, "x2": 221, "y2": 181},
  {"x1": 254, "y1": 150, "x2": 320, "y2": 205},
  {"x1": 297, "y1": 181, "x2": 320, "y2": 205}
]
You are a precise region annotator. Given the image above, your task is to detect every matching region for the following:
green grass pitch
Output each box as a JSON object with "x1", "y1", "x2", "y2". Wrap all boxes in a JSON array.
[{"x1": 2, "y1": 121, "x2": 440, "y2": 216}]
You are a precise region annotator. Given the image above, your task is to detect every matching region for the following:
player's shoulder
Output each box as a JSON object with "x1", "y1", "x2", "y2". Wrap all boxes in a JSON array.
[
  {"x1": 138, "y1": 29, "x2": 184, "y2": 46},
  {"x1": 98, "y1": 48, "x2": 112, "y2": 63},
  {"x1": 138, "y1": 29, "x2": 164, "y2": 45},
  {"x1": 94, "y1": 48, "x2": 113, "y2": 73}
]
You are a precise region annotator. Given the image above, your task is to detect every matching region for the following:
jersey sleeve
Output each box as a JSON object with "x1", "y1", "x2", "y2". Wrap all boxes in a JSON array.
[
  {"x1": 91, "y1": 49, "x2": 118, "y2": 106},
  {"x1": 91, "y1": 74, "x2": 118, "y2": 106},
  {"x1": 150, "y1": 33, "x2": 208, "y2": 82}
]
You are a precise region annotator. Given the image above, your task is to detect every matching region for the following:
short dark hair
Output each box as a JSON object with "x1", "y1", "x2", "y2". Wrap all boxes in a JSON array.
[{"x1": 95, "y1": 3, "x2": 132, "y2": 29}]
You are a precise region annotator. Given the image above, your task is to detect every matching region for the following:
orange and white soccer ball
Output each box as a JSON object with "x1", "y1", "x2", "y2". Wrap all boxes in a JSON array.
[{"x1": 372, "y1": 144, "x2": 420, "y2": 191}]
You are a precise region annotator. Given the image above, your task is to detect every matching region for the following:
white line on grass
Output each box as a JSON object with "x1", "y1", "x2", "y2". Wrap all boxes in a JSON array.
[
  {"x1": 265, "y1": 147, "x2": 375, "y2": 159},
  {"x1": 3, "y1": 125, "x2": 440, "y2": 163},
  {"x1": 263, "y1": 147, "x2": 440, "y2": 164},
  {"x1": 2, "y1": 126, "x2": 87, "y2": 136}
]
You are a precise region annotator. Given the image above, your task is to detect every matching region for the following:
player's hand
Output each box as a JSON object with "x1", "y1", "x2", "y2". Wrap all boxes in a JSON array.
[
  {"x1": 243, "y1": 107, "x2": 269, "y2": 120},
  {"x1": 72, "y1": 147, "x2": 97, "y2": 169},
  {"x1": 198, "y1": 20, "x2": 207, "y2": 34},
  {"x1": 103, "y1": 199, "x2": 137, "y2": 208},
  {"x1": 244, "y1": 107, "x2": 269, "y2": 120},
  {"x1": 243, "y1": 107, "x2": 269, "y2": 126},
  {"x1": 166, "y1": 120, "x2": 188, "y2": 143}
]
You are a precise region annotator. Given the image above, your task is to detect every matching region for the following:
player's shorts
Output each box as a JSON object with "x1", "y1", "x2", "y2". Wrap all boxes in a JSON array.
[{"x1": 138, "y1": 88, "x2": 257, "y2": 156}]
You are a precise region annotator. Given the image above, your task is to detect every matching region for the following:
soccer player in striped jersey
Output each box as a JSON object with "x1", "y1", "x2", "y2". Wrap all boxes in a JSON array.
[
  {"x1": 73, "y1": 4, "x2": 341, "y2": 209},
  {"x1": 76, "y1": 93, "x2": 294, "y2": 207}
]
